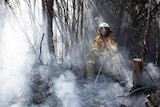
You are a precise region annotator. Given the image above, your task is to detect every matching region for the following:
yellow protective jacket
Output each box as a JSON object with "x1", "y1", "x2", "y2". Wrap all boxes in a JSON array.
[{"x1": 91, "y1": 34, "x2": 117, "y2": 53}]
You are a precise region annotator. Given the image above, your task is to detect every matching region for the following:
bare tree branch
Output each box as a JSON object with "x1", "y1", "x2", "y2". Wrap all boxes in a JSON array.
[
  {"x1": 102, "y1": 87, "x2": 147, "y2": 104},
  {"x1": 141, "y1": 0, "x2": 152, "y2": 62}
]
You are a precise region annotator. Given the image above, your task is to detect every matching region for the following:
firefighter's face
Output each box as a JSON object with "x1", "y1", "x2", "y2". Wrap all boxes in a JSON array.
[{"x1": 100, "y1": 27, "x2": 108, "y2": 36}]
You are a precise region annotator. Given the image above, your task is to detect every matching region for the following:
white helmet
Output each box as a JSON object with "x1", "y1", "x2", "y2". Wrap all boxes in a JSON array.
[{"x1": 99, "y1": 22, "x2": 110, "y2": 28}]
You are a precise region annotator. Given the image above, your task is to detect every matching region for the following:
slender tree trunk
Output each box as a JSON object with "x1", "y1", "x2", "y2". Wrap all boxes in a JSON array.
[
  {"x1": 41, "y1": 0, "x2": 55, "y2": 64},
  {"x1": 42, "y1": 0, "x2": 55, "y2": 62},
  {"x1": 115, "y1": 0, "x2": 124, "y2": 37},
  {"x1": 155, "y1": 15, "x2": 159, "y2": 66},
  {"x1": 141, "y1": 0, "x2": 151, "y2": 62},
  {"x1": 46, "y1": 0, "x2": 55, "y2": 57}
]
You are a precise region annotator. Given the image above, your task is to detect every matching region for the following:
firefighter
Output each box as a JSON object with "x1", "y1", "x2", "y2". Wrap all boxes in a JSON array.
[{"x1": 86, "y1": 22, "x2": 124, "y2": 84}]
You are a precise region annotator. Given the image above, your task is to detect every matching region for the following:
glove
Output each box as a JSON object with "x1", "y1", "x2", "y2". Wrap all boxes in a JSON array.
[
  {"x1": 111, "y1": 45, "x2": 118, "y2": 52},
  {"x1": 91, "y1": 49, "x2": 100, "y2": 56}
]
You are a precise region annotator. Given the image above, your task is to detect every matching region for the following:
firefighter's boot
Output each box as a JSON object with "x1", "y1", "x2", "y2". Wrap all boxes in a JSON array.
[
  {"x1": 86, "y1": 63, "x2": 95, "y2": 78},
  {"x1": 86, "y1": 53, "x2": 96, "y2": 81}
]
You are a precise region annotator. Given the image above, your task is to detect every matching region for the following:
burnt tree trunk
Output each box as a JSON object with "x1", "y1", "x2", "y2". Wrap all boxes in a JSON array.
[
  {"x1": 42, "y1": 0, "x2": 55, "y2": 61},
  {"x1": 132, "y1": 58, "x2": 143, "y2": 88},
  {"x1": 141, "y1": 0, "x2": 151, "y2": 62},
  {"x1": 115, "y1": 0, "x2": 125, "y2": 37},
  {"x1": 46, "y1": 0, "x2": 55, "y2": 57}
]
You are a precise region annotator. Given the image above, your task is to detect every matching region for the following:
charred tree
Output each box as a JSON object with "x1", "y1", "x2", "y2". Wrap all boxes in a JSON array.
[
  {"x1": 114, "y1": 0, "x2": 125, "y2": 38},
  {"x1": 132, "y1": 58, "x2": 143, "y2": 88},
  {"x1": 141, "y1": 0, "x2": 152, "y2": 62},
  {"x1": 42, "y1": 0, "x2": 55, "y2": 61}
]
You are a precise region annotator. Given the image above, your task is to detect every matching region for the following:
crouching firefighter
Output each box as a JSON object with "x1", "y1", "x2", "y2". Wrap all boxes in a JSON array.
[{"x1": 86, "y1": 22, "x2": 125, "y2": 86}]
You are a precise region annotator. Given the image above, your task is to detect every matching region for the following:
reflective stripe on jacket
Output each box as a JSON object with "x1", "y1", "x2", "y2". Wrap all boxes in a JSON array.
[{"x1": 92, "y1": 34, "x2": 117, "y2": 52}]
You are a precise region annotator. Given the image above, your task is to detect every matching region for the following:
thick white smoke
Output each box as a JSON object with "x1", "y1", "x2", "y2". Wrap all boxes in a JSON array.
[
  {"x1": 0, "y1": 25, "x2": 33, "y2": 106},
  {"x1": 0, "y1": 1, "x2": 36, "y2": 106},
  {"x1": 53, "y1": 71, "x2": 81, "y2": 107},
  {"x1": 146, "y1": 63, "x2": 160, "y2": 80},
  {"x1": 0, "y1": 1, "x2": 159, "y2": 107}
]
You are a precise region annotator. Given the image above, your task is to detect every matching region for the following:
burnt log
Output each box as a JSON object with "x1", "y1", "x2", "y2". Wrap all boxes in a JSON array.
[{"x1": 132, "y1": 58, "x2": 143, "y2": 88}]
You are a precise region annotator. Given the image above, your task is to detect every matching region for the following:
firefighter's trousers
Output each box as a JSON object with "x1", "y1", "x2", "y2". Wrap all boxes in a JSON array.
[{"x1": 86, "y1": 52, "x2": 124, "y2": 82}]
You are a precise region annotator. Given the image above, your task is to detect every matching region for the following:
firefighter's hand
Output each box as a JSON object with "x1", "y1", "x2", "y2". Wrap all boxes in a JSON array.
[
  {"x1": 111, "y1": 45, "x2": 118, "y2": 52},
  {"x1": 91, "y1": 50, "x2": 99, "y2": 56}
]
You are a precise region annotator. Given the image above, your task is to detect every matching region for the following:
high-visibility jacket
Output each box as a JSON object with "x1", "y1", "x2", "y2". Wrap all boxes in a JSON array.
[
  {"x1": 86, "y1": 34, "x2": 125, "y2": 81},
  {"x1": 91, "y1": 34, "x2": 117, "y2": 53}
]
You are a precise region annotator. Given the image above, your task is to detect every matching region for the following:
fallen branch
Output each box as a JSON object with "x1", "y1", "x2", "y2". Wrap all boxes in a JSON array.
[{"x1": 101, "y1": 87, "x2": 147, "y2": 104}]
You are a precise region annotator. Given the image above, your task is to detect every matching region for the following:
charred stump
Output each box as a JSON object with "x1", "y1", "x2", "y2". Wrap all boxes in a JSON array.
[{"x1": 132, "y1": 58, "x2": 143, "y2": 88}]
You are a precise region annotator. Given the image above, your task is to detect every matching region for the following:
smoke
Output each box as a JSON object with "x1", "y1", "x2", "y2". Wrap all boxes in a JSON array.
[
  {"x1": 94, "y1": 45, "x2": 133, "y2": 87},
  {"x1": 0, "y1": 0, "x2": 160, "y2": 107},
  {"x1": 82, "y1": 49, "x2": 133, "y2": 106},
  {"x1": 0, "y1": 17, "x2": 34, "y2": 106},
  {"x1": 0, "y1": 40, "x2": 34, "y2": 107},
  {"x1": 146, "y1": 63, "x2": 160, "y2": 80},
  {"x1": 0, "y1": 68, "x2": 32, "y2": 106},
  {"x1": 143, "y1": 63, "x2": 160, "y2": 86},
  {"x1": 53, "y1": 71, "x2": 81, "y2": 107},
  {"x1": 0, "y1": 1, "x2": 82, "y2": 107},
  {"x1": 0, "y1": 1, "x2": 36, "y2": 106}
]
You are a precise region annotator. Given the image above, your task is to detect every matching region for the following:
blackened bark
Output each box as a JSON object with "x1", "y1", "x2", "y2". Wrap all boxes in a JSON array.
[
  {"x1": 46, "y1": 0, "x2": 55, "y2": 57},
  {"x1": 42, "y1": 0, "x2": 55, "y2": 60},
  {"x1": 132, "y1": 58, "x2": 143, "y2": 88},
  {"x1": 115, "y1": 0, "x2": 125, "y2": 37},
  {"x1": 141, "y1": 0, "x2": 151, "y2": 62}
]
